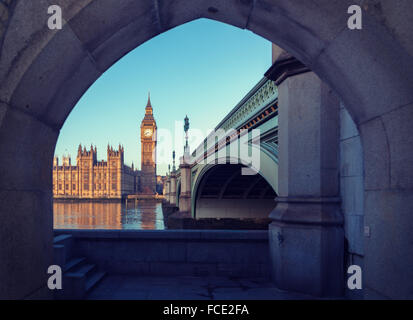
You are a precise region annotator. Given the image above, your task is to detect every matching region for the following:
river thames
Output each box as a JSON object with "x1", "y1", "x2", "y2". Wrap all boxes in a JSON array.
[{"x1": 53, "y1": 201, "x2": 165, "y2": 230}]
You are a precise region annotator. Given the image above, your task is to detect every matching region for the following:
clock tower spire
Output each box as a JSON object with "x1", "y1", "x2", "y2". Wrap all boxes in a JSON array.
[
  {"x1": 146, "y1": 91, "x2": 152, "y2": 112},
  {"x1": 140, "y1": 93, "x2": 157, "y2": 194}
]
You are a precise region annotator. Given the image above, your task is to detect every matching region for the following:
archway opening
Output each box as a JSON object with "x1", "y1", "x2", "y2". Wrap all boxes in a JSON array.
[
  {"x1": 194, "y1": 164, "x2": 276, "y2": 223},
  {"x1": 1, "y1": 0, "x2": 412, "y2": 300},
  {"x1": 51, "y1": 18, "x2": 271, "y2": 230}
]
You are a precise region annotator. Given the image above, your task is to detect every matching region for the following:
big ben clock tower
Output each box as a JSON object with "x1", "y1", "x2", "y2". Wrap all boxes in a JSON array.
[{"x1": 140, "y1": 93, "x2": 157, "y2": 194}]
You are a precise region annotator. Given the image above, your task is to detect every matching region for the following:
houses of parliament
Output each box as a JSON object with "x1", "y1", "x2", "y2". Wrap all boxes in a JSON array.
[{"x1": 53, "y1": 95, "x2": 162, "y2": 199}]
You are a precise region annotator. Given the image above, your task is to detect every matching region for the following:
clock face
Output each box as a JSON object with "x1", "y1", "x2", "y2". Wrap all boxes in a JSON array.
[{"x1": 144, "y1": 129, "x2": 152, "y2": 137}]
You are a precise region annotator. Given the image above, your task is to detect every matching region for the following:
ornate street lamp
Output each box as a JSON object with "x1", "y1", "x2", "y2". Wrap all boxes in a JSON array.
[{"x1": 184, "y1": 115, "x2": 190, "y2": 155}]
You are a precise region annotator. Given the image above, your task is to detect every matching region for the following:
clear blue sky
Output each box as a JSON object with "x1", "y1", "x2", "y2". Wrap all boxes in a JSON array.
[{"x1": 54, "y1": 18, "x2": 271, "y2": 175}]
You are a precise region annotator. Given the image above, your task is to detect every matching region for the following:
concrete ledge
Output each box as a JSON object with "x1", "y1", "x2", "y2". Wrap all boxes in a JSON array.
[{"x1": 54, "y1": 229, "x2": 270, "y2": 278}]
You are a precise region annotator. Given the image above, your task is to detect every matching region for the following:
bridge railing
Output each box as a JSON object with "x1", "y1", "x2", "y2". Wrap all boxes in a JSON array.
[{"x1": 189, "y1": 77, "x2": 278, "y2": 166}]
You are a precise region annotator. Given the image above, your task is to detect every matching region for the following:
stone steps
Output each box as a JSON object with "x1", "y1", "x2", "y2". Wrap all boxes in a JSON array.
[
  {"x1": 53, "y1": 234, "x2": 73, "y2": 243},
  {"x1": 85, "y1": 271, "x2": 106, "y2": 292},
  {"x1": 62, "y1": 258, "x2": 106, "y2": 299},
  {"x1": 53, "y1": 234, "x2": 106, "y2": 299},
  {"x1": 67, "y1": 263, "x2": 96, "y2": 277},
  {"x1": 64, "y1": 257, "x2": 86, "y2": 273}
]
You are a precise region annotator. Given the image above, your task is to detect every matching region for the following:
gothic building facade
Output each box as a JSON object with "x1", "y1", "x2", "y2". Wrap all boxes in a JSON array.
[{"x1": 53, "y1": 145, "x2": 140, "y2": 199}]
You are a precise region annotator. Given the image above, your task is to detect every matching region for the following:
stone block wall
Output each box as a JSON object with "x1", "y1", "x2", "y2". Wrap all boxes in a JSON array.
[{"x1": 54, "y1": 229, "x2": 270, "y2": 278}]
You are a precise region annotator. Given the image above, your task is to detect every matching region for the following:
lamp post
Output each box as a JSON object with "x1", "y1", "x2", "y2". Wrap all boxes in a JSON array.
[
  {"x1": 172, "y1": 150, "x2": 176, "y2": 172},
  {"x1": 184, "y1": 115, "x2": 190, "y2": 155}
]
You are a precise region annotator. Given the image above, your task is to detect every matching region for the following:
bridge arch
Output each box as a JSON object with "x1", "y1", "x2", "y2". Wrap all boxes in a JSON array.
[
  {"x1": 191, "y1": 143, "x2": 279, "y2": 217},
  {"x1": 192, "y1": 163, "x2": 277, "y2": 220},
  {"x1": 0, "y1": 0, "x2": 412, "y2": 299}
]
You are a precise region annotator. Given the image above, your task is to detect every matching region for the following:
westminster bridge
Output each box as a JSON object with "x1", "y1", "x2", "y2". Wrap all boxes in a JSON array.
[{"x1": 164, "y1": 76, "x2": 279, "y2": 221}]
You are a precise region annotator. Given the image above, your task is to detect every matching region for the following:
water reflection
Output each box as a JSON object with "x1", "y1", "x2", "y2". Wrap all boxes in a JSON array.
[{"x1": 53, "y1": 201, "x2": 165, "y2": 230}]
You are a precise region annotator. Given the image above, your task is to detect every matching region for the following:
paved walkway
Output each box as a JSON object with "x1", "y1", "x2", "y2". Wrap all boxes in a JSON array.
[{"x1": 86, "y1": 275, "x2": 316, "y2": 300}]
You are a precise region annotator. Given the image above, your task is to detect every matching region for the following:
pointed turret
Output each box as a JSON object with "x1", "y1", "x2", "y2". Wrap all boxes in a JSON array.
[{"x1": 145, "y1": 91, "x2": 153, "y2": 115}]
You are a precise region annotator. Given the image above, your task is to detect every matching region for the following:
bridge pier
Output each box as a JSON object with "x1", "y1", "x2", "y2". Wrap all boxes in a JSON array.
[
  {"x1": 268, "y1": 56, "x2": 344, "y2": 297},
  {"x1": 162, "y1": 174, "x2": 179, "y2": 223},
  {"x1": 164, "y1": 178, "x2": 170, "y2": 204},
  {"x1": 169, "y1": 173, "x2": 177, "y2": 207},
  {"x1": 178, "y1": 157, "x2": 191, "y2": 215}
]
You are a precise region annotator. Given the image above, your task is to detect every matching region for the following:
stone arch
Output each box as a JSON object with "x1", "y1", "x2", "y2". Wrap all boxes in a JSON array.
[
  {"x1": 193, "y1": 163, "x2": 277, "y2": 219},
  {"x1": 0, "y1": 0, "x2": 412, "y2": 299},
  {"x1": 191, "y1": 143, "x2": 278, "y2": 192},
  {"x1": 191, "y1": 144, "x2": 279, "y2": 217}
]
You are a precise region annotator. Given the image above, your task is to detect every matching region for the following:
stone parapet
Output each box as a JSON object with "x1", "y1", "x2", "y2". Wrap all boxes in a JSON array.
[{"x1": 54, "y1": 229, "x2": 270, "y2": 278}]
